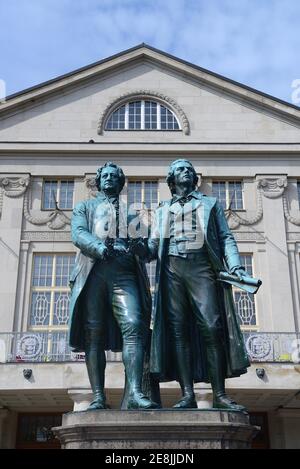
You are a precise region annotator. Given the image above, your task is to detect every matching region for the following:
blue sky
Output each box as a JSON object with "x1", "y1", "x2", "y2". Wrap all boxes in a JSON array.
[{"x1": 0, "y1": 0, "x2": 299, "y2": 103}]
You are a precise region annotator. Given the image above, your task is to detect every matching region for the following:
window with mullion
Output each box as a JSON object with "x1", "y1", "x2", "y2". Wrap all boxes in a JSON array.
[
  {"x1": 42, "y1": 180, "x2": 74, "y2": 210},
  {"x1": 127, "y1": 180, "x2": 159, "y2": 238},
  {"x1": 128, "y1": 101, "x2": 141, "y2": 129},
  {"x1": 160, "y1": 106, "x2": 179, "y2": 130},
  {"x1": 105, "y1": 100, "x2": 180, "y2": 130},
  {"x1": 127, "y1": 180, "x2": 158, "y2": 209},
  {"x1": 233, "y1": 254, "x2": 257, "y2": 328},
  {"x1": 144, "y1": 101, "x2": 157, "y2": 129},
  {"x1": 212, "y1": 180, "x2": 244, "y2": 210},
  {"x1": 30, "y1": 254, "x2": 75, "y2": 329},
  {"x1": 43, "y1": 181, "x2": 58, "y2": 210}
]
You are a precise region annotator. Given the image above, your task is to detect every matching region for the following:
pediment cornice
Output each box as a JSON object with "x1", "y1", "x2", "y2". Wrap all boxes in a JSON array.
[{"x1": 0, "y1": 44, "x2": 300, "y2": 126}]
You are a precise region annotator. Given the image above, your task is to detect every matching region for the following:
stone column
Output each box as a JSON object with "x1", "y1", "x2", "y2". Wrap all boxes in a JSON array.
[
  {"x1": 0, "y1": 175, "x2": 30, "y2": 332},
  {"x1": 256, "y1": 176, "x2": 295, "y2": 331}
]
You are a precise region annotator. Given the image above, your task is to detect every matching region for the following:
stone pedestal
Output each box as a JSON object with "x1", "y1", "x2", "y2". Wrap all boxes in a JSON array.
[{"x1": 53, "y1": 409, "x2": 258, "y2": 449}]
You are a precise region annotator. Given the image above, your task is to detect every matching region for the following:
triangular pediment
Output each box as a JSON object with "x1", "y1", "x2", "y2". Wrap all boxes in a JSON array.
[{"x1": 0, "y1": 44, "x2": 300, "y2": 145}]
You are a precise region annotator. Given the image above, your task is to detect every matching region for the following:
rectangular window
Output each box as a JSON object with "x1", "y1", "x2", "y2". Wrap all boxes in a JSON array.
[
  {"x1": 127, "y1": 180, "x2": 158, "y2": 296},
  {"x1": 212, "y1": 181, "x2": 243, "y2": 210},
  {"x1": 233, "y1": 254, "x2": 257, "y2": 328},
  {"x1": 127, "y1": 180, "x2": 158, "y2": 209},
  {"x1": 127, "y1": 180, "x2": 159, "y2": 237},
  {"x1": 42, "y1": 180, "x2": 74, "y2": 210},
  {"x1": 298, "y1": 182, "x2": 300, "y2": 208},
  {"x1": 30, "y1": 254, "x2": 75, "y2": 330}
]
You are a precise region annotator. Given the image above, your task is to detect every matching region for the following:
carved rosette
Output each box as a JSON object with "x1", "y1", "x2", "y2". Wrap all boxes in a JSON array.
[
  {"x1": 97, "y1": 89, "x2": 190, "y2": 135},
  {"x1": 0, "y1": 175, "x2": 30, "y2": 217},
  {"x1": 257, "y1": 177, "x2": 287, "y2": 199}
]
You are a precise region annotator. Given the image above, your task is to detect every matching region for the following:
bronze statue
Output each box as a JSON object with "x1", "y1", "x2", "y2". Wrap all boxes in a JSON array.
[
  {"x1": 149, "y1": 159, "x2": 261, "y2": 410},
  {"x1": 69, "y1": 162, "x2": 158, "y2": 410}
]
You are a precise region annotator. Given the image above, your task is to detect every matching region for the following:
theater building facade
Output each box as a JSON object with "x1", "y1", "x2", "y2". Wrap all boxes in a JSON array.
[{"x1": 0, "y1": 45, "x2": 300, "y2": 448}]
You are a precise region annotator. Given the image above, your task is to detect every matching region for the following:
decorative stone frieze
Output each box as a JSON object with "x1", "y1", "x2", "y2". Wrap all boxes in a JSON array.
[
  {"x1": 97, "y1": 89, "x2": 190, "y2": 135},
  {"x1": 0, "y1": 174, "x2": 30, "y2": 217},
  {"x1": 225, "y1": 181, "x2": 263, "y2": 230},
  {"x1": 21, "y1": 231, "x2": 71, "y2": 242},
  {"x1": 0, "y1": 189, "x2": 3, "y2": 218},
  {"x1": 287, "y1": 233, "x2": 300, "y2": 241},
  {"x1": 84, "y1": 176, "x2": 98, "y2": 198},
  {"x1": 233, "y1": 232, "x2": 265, "y2": 242},
  {"x1": 257, "y1": 176, "x2": 287, "y2": 199},
  {"x1": 283, "y1": 193, "x2": 300, "y2": 226},
  {"x1": 0, "y1": 175, "x2": 30, "y2": 197},
  {"x1": 23, "y1": 191, "x2": 71, "y2": 230}
]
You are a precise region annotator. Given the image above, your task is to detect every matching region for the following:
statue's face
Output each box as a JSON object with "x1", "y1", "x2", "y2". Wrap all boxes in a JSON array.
[
  {"x1": 100, "y1": 166, "x2": 121, "y2": 194},
  {"x1": 172, "y1": 161, "x2": 195, "y2": 188}
]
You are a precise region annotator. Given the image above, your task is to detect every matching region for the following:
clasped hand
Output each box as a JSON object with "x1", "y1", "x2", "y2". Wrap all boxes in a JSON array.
[
  {"x1": 96, "y1": 243, "x2": 127, "y2": 260},
  {"x1": 96, "y1": 239, "x2": 147, "y2": 260}
]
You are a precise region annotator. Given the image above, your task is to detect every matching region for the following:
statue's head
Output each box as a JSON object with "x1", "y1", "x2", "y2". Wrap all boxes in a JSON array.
[
  {"x1": 95, "y1": 162, "x2": 125, "y2": 195},
  {"x1": 166, "y1": 159, "x2": 198, "y2": 194}
]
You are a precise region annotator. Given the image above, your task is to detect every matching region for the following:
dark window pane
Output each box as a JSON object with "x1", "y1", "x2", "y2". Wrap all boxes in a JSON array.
[
  {"x1": 43, "y1": 181, "x2": 57, "y2": 209},
  {"x1": 106, "y1": 105, "x2": 126, "y2": 130},
  {"x1": 32, "y1": 256, "x2": 53, "y2": 287},
  {"x1": 18, "y1": 414, "x2": 62, "y2": 444},
  {"x1": 59, "y1": 181, "x2": 74, "y2": 209},
  {"x1": 228, "y1": 181, "x2": 243, "y2": 210},
  {"x1": 212, "y1": 182, "x2": 227, "y2": 209}
]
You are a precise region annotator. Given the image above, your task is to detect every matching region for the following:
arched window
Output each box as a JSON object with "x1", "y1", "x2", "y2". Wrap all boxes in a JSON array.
[{"x1": 105, "y1": 100, "x2": 181, "y2": 130}]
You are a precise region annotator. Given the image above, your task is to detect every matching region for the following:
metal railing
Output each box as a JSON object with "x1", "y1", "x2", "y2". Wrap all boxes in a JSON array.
[
  {"x1": 243, "y1": 332, "x2": 300, "y2": 363},
  {"x1": 0, "y1": 331, "x2": 299, "y2": 364},
  {"x1": 0, "y1": 331, "x2": 120, "y2": 363}
]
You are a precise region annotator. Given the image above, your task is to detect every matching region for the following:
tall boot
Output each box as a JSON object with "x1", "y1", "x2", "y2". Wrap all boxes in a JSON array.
[
  {"x1": 85, "y1": 328, "x2": 108, "y2": 410},
  {"x1": 122, "y1": 339, "x2": 158, "y2": 409},
  {"x1": 172, "y1": 340, "x2": 197, "y2": 409},
  {"x1": 207, "y1": 342, "x2": 246, "y2": 411}
]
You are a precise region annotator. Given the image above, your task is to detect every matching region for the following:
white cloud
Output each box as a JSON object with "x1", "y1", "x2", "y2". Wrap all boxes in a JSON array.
[{"x1": 0, "y1": 0, "x2": 299, "y2": 103}]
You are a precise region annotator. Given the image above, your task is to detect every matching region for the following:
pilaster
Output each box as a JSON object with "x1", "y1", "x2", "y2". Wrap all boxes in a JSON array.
[
  {"x1": 256, "y1": 175, "x2": 295, "y2": 331},
  {"x1": 0, "y1": 174, "x2": 30, "y2": 331}
]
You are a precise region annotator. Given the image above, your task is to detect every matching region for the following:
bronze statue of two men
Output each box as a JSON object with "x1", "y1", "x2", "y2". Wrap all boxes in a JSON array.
[{"x1": 69, "y1": 159, "x2": 259, "y2": 411}]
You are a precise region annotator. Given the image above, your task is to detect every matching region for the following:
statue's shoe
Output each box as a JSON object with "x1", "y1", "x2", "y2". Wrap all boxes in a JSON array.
[
  {"x1": 87, "y1": 399, "x2": 110, "y2": 410},
  {"x1": 173, "y1": 394, "x2": 198, "y2": 409},
  {"x1": 213, "y1": 393, "x2": 246, "y2": 412},
  {"x1": 127, "y1": 392, "x2": 159, "y2": 409}
]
